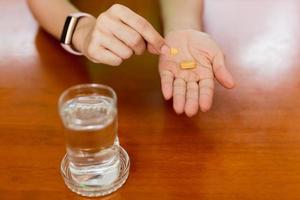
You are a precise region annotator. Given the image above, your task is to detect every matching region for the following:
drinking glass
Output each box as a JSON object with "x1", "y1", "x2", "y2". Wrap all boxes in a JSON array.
[{"x1": 58, "y1": 84, "x2": 130, "y2": 197}]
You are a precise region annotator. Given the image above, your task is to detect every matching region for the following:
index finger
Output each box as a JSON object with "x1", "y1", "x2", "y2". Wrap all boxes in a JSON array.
[{"x1": 109, "y1": 4, "x2": 166, "y2": 53}]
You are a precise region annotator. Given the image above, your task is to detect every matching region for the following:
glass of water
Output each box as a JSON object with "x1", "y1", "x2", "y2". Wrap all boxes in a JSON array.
[{"x1": 58, "y1": 84, "x2": 130, "y2": 197}]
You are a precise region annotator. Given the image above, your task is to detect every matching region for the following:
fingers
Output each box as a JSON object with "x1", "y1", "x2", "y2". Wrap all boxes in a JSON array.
[
  {"x1": 97, "y1": 32, "x2": 133, "y2": 59},
  {"x1": 147, "y1": 43, "x2": 159, "y2": 54},
  {"x1": 86, "y1": 3, "x2": 166, "y2": 66},
  {"x1": 185, "y1": 82, "x2": 199, "y2": 117},
  {"x1": 86, "y1": 30, "x2": 126, "y2": 65},
  {"x1": 213, "y1": 51, "x2": 235, "y2": 88},
  {"x1": 171, "y1": 78, "x2": 214, "y2": 115},
  {"x1": 173, "y1": 78, "x2": 186, "y2": 114},
  {"x1": 102, "y1": 17, "x2": 146, "y2": 55},
  {"x1": 160, "y1": 70, "x2": 174, "y2": 100},
  {"x1": 199, "y1": 78, "x2": 214, "y2": 112},
  {"x1": 87, "y1": 45, "x2": 122, "y2": 66},
  {"x1": 107, "y1": 4, "x2": 166, "y2": 52}
]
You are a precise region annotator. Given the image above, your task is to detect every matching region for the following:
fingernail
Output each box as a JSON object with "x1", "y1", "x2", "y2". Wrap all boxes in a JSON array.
[{"x1": 160, "y1": 45, "x2": 169, "y2": 55}]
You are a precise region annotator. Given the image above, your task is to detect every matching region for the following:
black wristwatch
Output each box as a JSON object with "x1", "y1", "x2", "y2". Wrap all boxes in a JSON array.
[{"x1": 60, "y1": 12, "x2": 93, "y2": 55}]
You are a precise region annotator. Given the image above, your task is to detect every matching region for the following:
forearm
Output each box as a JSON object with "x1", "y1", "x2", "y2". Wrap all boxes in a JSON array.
[
  {"x1": 27, "y1": 0, "x2": 82, "y2": 39},
  {"x1": 160, "y1": 0, "x2": 203, "y2": 34}
]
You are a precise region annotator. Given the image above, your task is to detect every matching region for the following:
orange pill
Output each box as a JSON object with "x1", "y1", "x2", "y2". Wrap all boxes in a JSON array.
[
  {"x1": 170, "y1": 48, "x2": 179, "y2": 56},
  {"x1": 180, "y1": 61, "x2": 197, "y2": 69}
]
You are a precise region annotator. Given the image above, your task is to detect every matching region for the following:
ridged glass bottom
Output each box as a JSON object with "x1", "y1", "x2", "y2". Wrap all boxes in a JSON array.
[{"x1": 60, "y1": 146, "x2": 130, "y2": 197}]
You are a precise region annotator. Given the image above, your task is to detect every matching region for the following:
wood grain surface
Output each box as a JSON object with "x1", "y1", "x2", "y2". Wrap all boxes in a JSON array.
[{"x1": 1, "y1": 0, "x2": 300, "y2": 199}]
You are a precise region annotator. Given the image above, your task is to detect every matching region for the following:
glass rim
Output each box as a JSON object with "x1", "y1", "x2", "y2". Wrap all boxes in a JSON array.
[{"x1": 58, "y1": 83, "x2": 117, "y2": 109}]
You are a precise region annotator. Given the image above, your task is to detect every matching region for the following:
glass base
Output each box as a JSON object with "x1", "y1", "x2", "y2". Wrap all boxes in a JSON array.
[{"x1": 60, "y1": 146, "x2": 130, "y2": 197}]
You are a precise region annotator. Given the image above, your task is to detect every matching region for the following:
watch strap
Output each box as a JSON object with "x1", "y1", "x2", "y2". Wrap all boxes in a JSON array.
[{"x1": 60, "y1": 12, "x2": 93, "y2": 56}]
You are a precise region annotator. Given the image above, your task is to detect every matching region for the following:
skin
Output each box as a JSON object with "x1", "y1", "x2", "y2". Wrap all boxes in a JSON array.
[
  {"x1": 159, "y1": 30, "x2": 235, "y2": 117},
  {"x1": 159, "y1": 0, "x2": 235, "y2": 117},
  {"x1": 72, "y1": 4, "x2": 167, "y2": 66},
  {"x1": 28, "y1": 0, "x2": 235, "y2": 117},
  {"x1": 27, "y1": 1, "x2": 167, "y2": 66}
]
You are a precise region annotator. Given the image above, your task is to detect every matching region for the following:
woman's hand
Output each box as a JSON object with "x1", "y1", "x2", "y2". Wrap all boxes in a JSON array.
[
  {"x1": 72, "y1": 4, "x2": 166, "y2": 66},
  {"x1": 159, "y1": 30, "x2": 235, "y2": 117}
]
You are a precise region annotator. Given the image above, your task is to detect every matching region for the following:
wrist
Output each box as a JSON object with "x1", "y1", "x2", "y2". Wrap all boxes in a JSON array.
[
  {"x1": 164, "y1": 22, "x2": 202, "y2": 35},
  {"x1": 72, "y1": 15, "x2": 96, "y2": 53}
]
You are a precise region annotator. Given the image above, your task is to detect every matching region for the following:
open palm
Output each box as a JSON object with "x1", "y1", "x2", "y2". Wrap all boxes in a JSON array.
[{"x1": 159, "y1": 30, "x2": 235, "y2": 117}]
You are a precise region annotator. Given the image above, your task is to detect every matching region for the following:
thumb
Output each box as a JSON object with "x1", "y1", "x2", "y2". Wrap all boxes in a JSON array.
[{"x1": 213, "y1": 51, "x2": 235, "y2": 88}]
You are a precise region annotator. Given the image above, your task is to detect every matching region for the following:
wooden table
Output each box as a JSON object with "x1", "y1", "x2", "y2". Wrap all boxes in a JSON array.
[{"x1": 1, "y1": 0, "x2": 300, "y2": 199}]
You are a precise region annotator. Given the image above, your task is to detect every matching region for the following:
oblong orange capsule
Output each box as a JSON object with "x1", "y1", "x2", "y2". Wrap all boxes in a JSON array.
[{"x1": 180, "y1": 61, "x2": 197, "y2": 69}]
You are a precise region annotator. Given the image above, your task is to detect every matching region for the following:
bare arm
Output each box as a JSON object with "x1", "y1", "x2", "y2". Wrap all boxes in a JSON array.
[
  {"x1": 158, "y1": 0, "x2": 234, "y2": 116},
  {"x1": 27, "y1": 0, "x2": 85, "y2": 39},
  {"x1": 160, "y1": 0, "x2": 203, "y2": 34},
  {"x1": 27, "y1": 1, "x2": 166, "y2": 66}
]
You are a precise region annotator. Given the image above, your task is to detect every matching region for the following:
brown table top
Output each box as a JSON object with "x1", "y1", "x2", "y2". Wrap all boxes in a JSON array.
[{"x1": 1, "y1": 0, "x2": 300, "y2": 199}]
